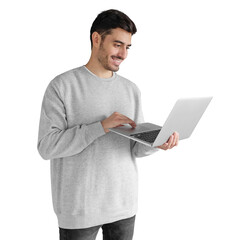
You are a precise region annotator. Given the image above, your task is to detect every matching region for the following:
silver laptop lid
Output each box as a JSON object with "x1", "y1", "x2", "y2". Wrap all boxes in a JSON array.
[{"x1": 152, "y1": 97, "x2": 213, "y2": 147}]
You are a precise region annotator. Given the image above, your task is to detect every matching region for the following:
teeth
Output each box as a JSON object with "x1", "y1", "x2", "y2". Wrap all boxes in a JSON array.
[
  {"x1": 112, "y1": 57, "x2": 122, "y2": 66},
  {"x1": 113, "y1": 57, "x2": 121, "y2": 61}
]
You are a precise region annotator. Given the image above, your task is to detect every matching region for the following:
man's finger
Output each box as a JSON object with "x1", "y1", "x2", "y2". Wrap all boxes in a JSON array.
[
  {"x1": 156, "y1": 132, "x2": 179, "y2": 150},
  {"x1": 170, "y1": 132, "x2": 179, "y2": 148},
  {"x1": 167, "y1": 135, "x2": 174, "y2": 149},
  {"x1": 173, "y1": 132, "x2": 179, "y2": 147},
  {"x1": 158, "y1": 142, "x2": 168, "y2": 150},
  {"x1": 170, "y1": 133, "x2": 177, "y2": 148},
  {"x1": 118, "y1": 115, "x2": 136, "y2": 127},
  {"x1": 176, "y1": 132, "x2": 179, "y2": 146}
]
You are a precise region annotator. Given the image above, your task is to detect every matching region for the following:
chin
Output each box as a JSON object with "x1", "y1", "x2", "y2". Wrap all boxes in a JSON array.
[
  {"x1": 112, "y1": 67, "x2": 120, "y2": 72},
  {"x1": 106, "y1": 64, "x2": 120, "y2": 72}
]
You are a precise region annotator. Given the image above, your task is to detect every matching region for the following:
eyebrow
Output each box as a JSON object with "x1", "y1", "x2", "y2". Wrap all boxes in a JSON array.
[{"x1": 113, "y1": 40, "x2": 132, "y2": 47}]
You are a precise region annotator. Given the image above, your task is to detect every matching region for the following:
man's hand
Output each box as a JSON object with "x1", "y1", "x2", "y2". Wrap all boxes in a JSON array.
[
  {"x1": 156, "y1": 132, "x2": 179, "y2": 150},
  {"x1": 101, "y1": 112, "x2": 136, "y2": 133}
]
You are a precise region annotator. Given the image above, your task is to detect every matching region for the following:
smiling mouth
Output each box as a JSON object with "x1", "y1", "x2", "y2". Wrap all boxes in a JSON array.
[{"x1": 111, "y1": 56, "x2": 123, "y2": 65}]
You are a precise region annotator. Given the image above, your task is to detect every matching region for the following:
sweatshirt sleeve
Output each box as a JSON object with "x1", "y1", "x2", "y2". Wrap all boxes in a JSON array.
[
  {"x1": 37, "y1": 79, "x2": 106, "y2": 160},
  {"x1": 131, "y1": 85, "x2": 159, "y2": 158}
]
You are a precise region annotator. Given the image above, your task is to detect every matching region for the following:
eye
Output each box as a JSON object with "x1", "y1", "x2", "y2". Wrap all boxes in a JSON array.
[{"x1": 114, "y1": 44, "x2": 121, "y2": 48}]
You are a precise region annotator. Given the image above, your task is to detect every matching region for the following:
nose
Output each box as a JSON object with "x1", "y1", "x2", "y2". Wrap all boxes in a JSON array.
[{"x1": 118, "y1": 47, "x2": 128, "y2": 60}]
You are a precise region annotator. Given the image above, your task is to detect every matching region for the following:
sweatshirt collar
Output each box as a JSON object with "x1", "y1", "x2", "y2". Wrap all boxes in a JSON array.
[{"x1": 83, "y1": 66, "x2": 117, "y2": 82}]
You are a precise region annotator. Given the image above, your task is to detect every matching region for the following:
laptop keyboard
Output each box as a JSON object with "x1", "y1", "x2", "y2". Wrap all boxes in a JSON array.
[{"x1": 130, "y1": 129, "x2": 161, "y2": 143}]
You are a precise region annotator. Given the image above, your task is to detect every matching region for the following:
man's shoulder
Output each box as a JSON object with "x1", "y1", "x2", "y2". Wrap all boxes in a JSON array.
[
  {"x1": 52, "y1": 66, "x2": 82, "y2": 83},
  {"x1": 48, "y1": 66, "x2": 85, "y2": 91},
  {"x1": 43, "y1": 67, "x2": 83, "y2": 98}
]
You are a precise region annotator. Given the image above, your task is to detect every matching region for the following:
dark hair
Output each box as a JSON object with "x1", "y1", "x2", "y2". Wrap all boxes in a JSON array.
[{"x1": 90, "y1": 9, "x2": 137, "y2": 48}]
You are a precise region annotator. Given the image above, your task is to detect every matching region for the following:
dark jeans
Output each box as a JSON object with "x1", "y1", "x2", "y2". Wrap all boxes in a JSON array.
[{"x1": 59, "y1": 215, "x2": 136, "y2": 240}]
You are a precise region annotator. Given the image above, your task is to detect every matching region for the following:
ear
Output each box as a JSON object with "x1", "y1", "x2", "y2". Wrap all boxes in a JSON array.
[{"x1": 91, "y1": 32, "x2": 101, "y2": 48}]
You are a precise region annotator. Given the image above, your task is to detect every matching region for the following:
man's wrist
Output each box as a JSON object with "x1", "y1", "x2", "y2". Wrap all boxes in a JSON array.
[{"x1": 101, "y1": 121, "x2": 109, "y2": 133}]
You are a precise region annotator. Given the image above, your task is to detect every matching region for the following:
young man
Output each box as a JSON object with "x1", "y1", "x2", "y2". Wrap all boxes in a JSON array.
[{"x1": 37, "y1": 9, "x2": 179, "y2": 240}]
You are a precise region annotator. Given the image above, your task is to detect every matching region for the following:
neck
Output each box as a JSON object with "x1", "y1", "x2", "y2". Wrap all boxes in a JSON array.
[{"x1": 85, "y1": 56, "x2": 113, "y2": 79}]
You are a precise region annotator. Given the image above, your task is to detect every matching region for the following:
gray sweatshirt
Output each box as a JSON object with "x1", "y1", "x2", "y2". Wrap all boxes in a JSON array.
[{"x1": 37, "y1": 66, "x2": 158, "y2": 229}]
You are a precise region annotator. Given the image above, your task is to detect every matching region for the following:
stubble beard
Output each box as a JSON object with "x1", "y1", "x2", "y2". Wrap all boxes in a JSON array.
[{"x1": 97, "y1": 43, "x2": 120, "y2": 72}]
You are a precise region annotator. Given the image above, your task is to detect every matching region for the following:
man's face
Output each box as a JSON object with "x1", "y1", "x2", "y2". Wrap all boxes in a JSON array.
[{"x1": 97, "y1": 28, "x2": 132, "y2": 72}]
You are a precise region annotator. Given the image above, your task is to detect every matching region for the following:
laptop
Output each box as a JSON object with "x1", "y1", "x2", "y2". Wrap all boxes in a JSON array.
[{"x1": 109, "y1": 97, "x2": 213, "y2": 147}]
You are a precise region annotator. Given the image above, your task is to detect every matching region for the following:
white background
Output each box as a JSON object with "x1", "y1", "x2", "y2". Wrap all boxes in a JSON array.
[{"x1": 1, "y1": 0, "x2": 239, "y2": 239}]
